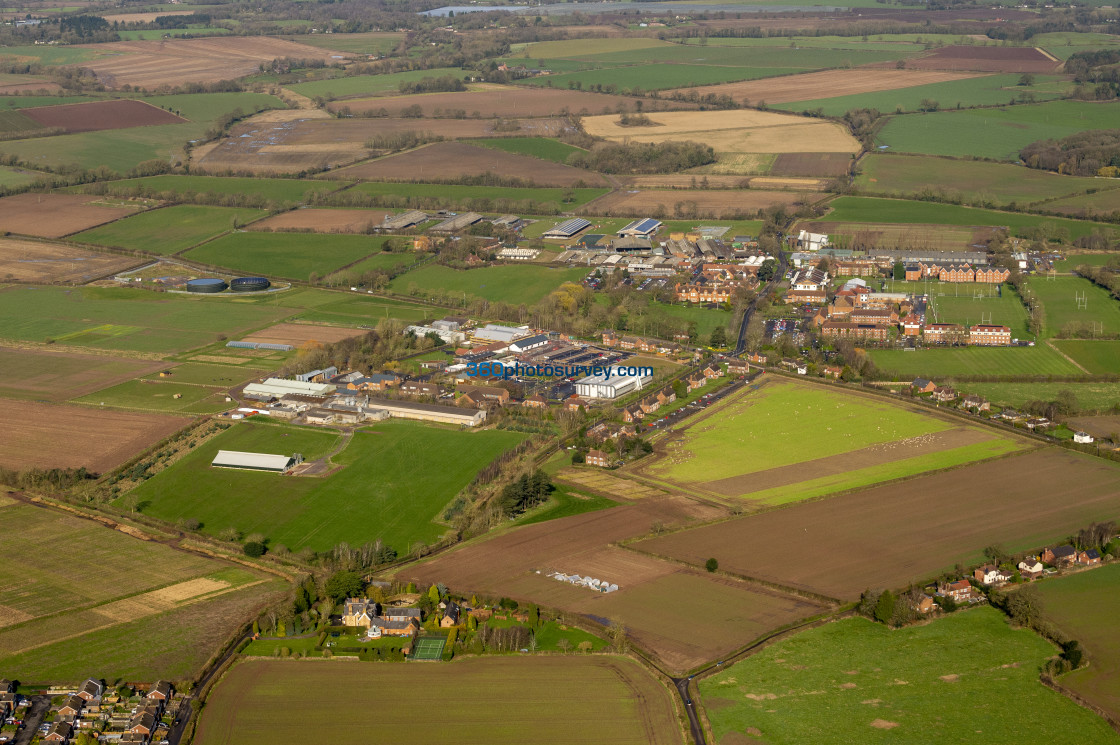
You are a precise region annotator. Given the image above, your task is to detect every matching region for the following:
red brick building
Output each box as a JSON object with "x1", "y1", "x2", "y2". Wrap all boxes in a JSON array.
[
  {"x1": 820, "y1": 321, "x2": 890, "y2": 341},
  {"x1": 969, "y1": 324, "x2": 1011, "y2": 346}
]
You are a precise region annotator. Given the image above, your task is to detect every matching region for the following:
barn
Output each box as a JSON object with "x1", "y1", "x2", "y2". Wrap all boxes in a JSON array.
[{"x1": 211, "y1": 450, "x2": 296, "y2": 473}]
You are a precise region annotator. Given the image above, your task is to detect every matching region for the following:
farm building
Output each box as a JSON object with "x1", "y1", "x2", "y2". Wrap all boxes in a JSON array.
[
  {"x1": 364, "y1": 398, "x2": 487, "y2": 426},
  {"x1": 509, "y1": 334, "x2": 549, "y2": 353},
  {"x1": 243, "y1": 378, "x2": 335, "y2": 400},
  {"x1": 211, "y1": 450, "x2": 296, "y2": 473},
  {"x1": 473, "y1": 323, "x2": 530, "y2": 344},
  {"x1": 617, "y1": 218, "x2": 662, "y2": 238},
  {"x1": 575, "y1": 366, "x2": 653, "y2": 400},
  {"x1": 382, "y1": 210, "x2": 428, "y2": 230},
  {"x1": 431, "y1": 212, "x2": 484, "y2": 233},
  {"x1": 543, "y1": 217, "x2": 591, "y2": 239},
  {"x1": 797, "y1": 230, "x2": 829, "y2": 251}
]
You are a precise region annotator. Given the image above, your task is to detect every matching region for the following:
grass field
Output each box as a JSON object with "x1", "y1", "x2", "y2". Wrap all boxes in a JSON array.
[
  {"x1": 73, "y1": 205, "x2": 267, "y2": 255},
  {"x1": 346, "y1": 181, "x2": 609, "y2": 211},
  {"x1": 0, "y1": 286, "x2": 291, "y2": 355},
  {"x1": 517, "y1": 485, "x2": 617, "y2": 526},
  {"x1": 140, "y1": 362, "x2": 260, "y2": 387},
  {"x1": 127, "y1": 420, "x2": 524, "y2": 552},
  {"x1": 73, "y1": 379, "x2": 232, "y2": 414},
  {"x1": 471, "y1": 137, "x2": 584, "y2": 164},
  {"x1": 517, "y1": 63, "x2": 804, "y2": 92},
  {"x1": 1037, "y1": 563, "x2": 1120, "y2": 721},
  {"x1": 856, "y1": 154, "x2": 1114, "y2": 208},
  {"x1": 85, "y1": 175, "x2": 344, "y2": 204},
  {"x1": 1027, "y1": 276, "x2": 1120, "y2": 339},
  {"x1": 291, "y1": 295, "x2": 436, "y2": 326},
  {"x1": 286, "y1": 67, "x2": 462, "y2": 99},
  {"x1": 958, "y1": 382, "x2": 1120, "y2": 412},
  {"x1": 1051, "y1": 340, "x2": 1120, "y2": 375},
  {"x1": 0, "y1": 348, "x2": 164, "y2": 402},
  {"x1": 823, "y1": 196, "x2": 1110, "y2": 240},
  {"x1": 701, "y1": 609, "x2": 1120, "y2": 745},
  {"x1": 390, "y1": 263, "x2": 588, "y2": 305},
  {"x1": 877, "y1": 100, "x2": 1120, "y2": 160},
  {"x1": 194, "y1": 656, "x2": 683, "y2": 745},
  {"x1": 0, "y1": 165, "x2": 44, "y2": 188},
  {"x1": 185, "y1": 232, "x2": 388, "y2": 280},
  {"x1": 1047, "y1": 188, "x2": 1120, "y2": 218},
  {"x1": 0, "y1": 502, "x2": 282, "y2": 683},
  {"x1": 869, "y1": 345, "x2": 1083, "y2": 378},
  {"x1": 929, "y1": 284, "x2": 1031, "y2": 338}
]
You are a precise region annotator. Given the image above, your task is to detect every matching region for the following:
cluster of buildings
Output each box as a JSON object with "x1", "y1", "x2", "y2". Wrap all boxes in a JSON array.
[
  {"x1": 341, "y1": 600, "x2": 428, "y2": 639},
  {"x1": 673, "y1": 258, "x2": 767, "y2": 304},
  {"x1": 545, "y1": 570, "x2": 619, "y2": 593}
]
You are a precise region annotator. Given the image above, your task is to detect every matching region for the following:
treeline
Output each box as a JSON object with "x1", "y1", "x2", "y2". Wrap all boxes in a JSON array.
[
  {"x1": 276, "y1": 320, "x2": 441, "y2": 378},
  {"x1": 1020, "y1": 129, "x2": 1120, "y2": 176},
  {"x1": 1065, "y1": 49, "x2": 1120, "y2": 100},
  {"x1": 0, "y1": 466, "x2": 96, "y2": 492},
  {"x1": 318, "y1": 188, "x2": 574, "y2": 216},
  {"x1": 364, "y1": 130, "x2": 443, "y2": 153},
  {"x1": 567, "y1": 141, "x2": 716, "y2": 174},
  {"x1": 397, "y1": 74, "x2": 466, "y2": 94},
  {"x1": 1077, "y1": 260, "x2": 1120, "y2": 302}
]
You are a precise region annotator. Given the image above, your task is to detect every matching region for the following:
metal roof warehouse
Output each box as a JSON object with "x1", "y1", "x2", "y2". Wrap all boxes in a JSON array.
[
  {"x1": 543, "y1": 218, "x2": 591, "y2": 239},
  {"x1": 211, "y1": 450, "x2": 295, "y2": 473}
]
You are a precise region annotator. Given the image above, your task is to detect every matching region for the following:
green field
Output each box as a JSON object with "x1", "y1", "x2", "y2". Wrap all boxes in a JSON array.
[
  {"x1": 73, "y1": 379, "x2": 232, "y2": 414},
  {"x1": 73, "y1": 205, "x2": 267, "y2": 255},
  {"x1": 0, "y1": 109, "x2": 42, "y2": 134},
  {"x1": 1027, "y1": 276, "x2": 1120, "y2": 339},
  {"x1": 0, "y1": 286, "x2": 291, "y2": 355},
  {"x1": 0, "y1": 165, "x2": 46, "y2": 188},
  {"x1": 345, "y1": 182, "x2": 609, "y2": 211},
  {"x1": 287, "y1": 67, "x2": 463, "y2": 99},
  {"x1": 87, "y1": 174, "x2": 345, "y2": 204},
  {"x1": 291, "y1": 294, "x2": 436, "y2": 326},
  {"x1": 929, "y1": 285, "x2": 1030, "y2": 338},
  {"x1": 701, "y1": 609, "x2": 1120, "y2": 745},
  {"x1": 518, "y1": 485, "x2": 616, "y2": 526},
  {"x1": 185, "y1": 232, "x2": 388, "y2": 280},
  {"x1": 781, "y1": 74, "x2": 1070, "y2": 118},
  {"x1": 877, "y1": 100, "x2": 1120, "y2": 160},
  {"x1": 824, "y1": 196, "x2": 1110, "y2": 240},
  {"x1": 517, "y1": 63, "x2": 803, "y2": 92},
  {"x1": 323, "y1": 251, "x2": 419, "y2": 281},
  {"x1": 1037, "y1": 563, "x2": 1120, "y2": 721},
  {"x1": 472, "y1": 137, "x2": 584, "y2": 164},
  {"x1": 286, "y1": 31, "x2": 404, "y2": 54},
  {"x1": 390, "y1": 263, "x2": 587, "y2": 305},
  {"x1": 127, "y1": 420, "x2": 525, "y2": 552},
  {"x1": 869, "y1": 344, "x2": 1085, "y2": 378},
  {"x1": 0, "y1": 502, "x2": 282, "y2": 682},
  {"x1": 856, "y1": 154, "x2": 1114, "y2": 208},
  {"x1": 958, "y1": 382, "x2": 1120, "y2": 412},
  {"x1": 141, "y1": 362, "x2": 260, "y2": 387},
  {"x1": 1056, "y1": 253, "x2": 1120, "y2": 272},
  {"x1": 194, "y1": 656, "x2": 682, "y2": 745},
  {"x1": 1051, "y1": 340, "x2": 1120, "y2": 375},
  {"x1": 1046, "y1": 187, "x2": 1120, "y2": 218}
]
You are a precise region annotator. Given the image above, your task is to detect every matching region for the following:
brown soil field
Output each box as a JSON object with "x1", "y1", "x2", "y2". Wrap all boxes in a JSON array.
[
  {"x1": 890, "y1": 45, "x2": 1060, "y2": 73},
  {"x1": 587, "y1": 188, "x2": 807, "y2": 218},
  {"x1": 241, "y1": 322, "x2": 367, "y2": 346},
  {"x1": 0, "y1": 400, "x2": 187, "y2": 472},
  {"x1": 799, "y1": 220, "x2": 994, "y2": 252},
  {"x1": 249, "y1": 208, "x2": 391, "y2": 233},
  {"x1": 1067, "y1": 415, "x2": 1120, "y2": 439},
  {"x1": 100, "y1": 9, "x2": 194, "y2": 22},
  {"x1": 635, "y1": 449, "x2": 1120, "y2": 601},
  {"x1": 0, "y1": 194, "x2": 139, "y2": 238},
  {"x1": 0, "y1": 238, "x2": 139, "y2": 283},
  {"x1": 21, "y1": 99, "x2": 185, "y2": 133},
  {"x1": 771, "y1": 152, "x2": 853, "y2": 178},
  {"x1": 334, "y1": 141, "x2": 610, "y2": 187},
  {"x1": 666, "y1": 69, "x2": 985, "y2": 104},
  {"x1": 581, "y1": 110, "x2": 860, "y2": 155},
  {"x1": 0, "y1": 348, "x2": 165, "y2": 402},
  {"x1": 75, "y1": 37, "x2": 350, "y2": 89},
  {"x1": 329, "y1": 85, "x2": 693, "y2": 118},
  {"x1": 0, "y1": 80, "x2": 61, "y2": 95}
]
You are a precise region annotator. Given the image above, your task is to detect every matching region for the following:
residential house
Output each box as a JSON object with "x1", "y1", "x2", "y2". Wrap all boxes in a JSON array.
[
  {"x1": 76, "y1": 679, "x2": 102, "y2": 702},
  {"x1": 441, "y1": 601, "x2": 461, "y2": 628},
  {"x1": 850, "y1": 308, "x2": 898, "y2": 326},
  {"x1": 601, "y1": 331, "x2": 619, "y2": 347},
  {"x1": 128, "y1": 712, "x2": 157, "y2": 736},
  {"x1": 622, "y1": 404, "x2": 644, "y2": 423},
  {"x1": 748, "y1": 352, "x2": 768, "y2": 366},
  {"x1": 703, "y1": 363, "x2": 724, "y2": 379},
  {"x1": 916, "y1": 596, "x2": 936, "y2": 614},
  {"x1": 1018, "y1": 559, "x2": 1044, "y2": 580},
  {"x1": 586, "y1": 449, "x2": 611, "y2": 467},
  {"x1": 367, "y1": 618, "x2": 419, "y2": 639},
  {"x1": 974, "y1": 266, "x2": 1011, "y2": 283},
  {"x1": 685, "y1": 372, "x2": 708, "y2": 392},
  {"x1": 932, "y1": 386, "x2": 957, "y2": 403},
  {"x1": 586, "y1": 422, "x2": 612, "y2": 442},
  {"x1": 1078, "y1": 549, "x2": 1102, "y2": 566},
  {"x1": 619, "y1": 336, "x2": 640, "y2": 351},
  {"x1": 939, "y1": 263, "x2": 975, "y2": 283},
  {"x1": 57, "y1": 695, "x2": 84, "y2": 721},
  {"x1": 822, "y1": 365, "x2": 842, "y2": 379},
  {"x1": 973, "y1": 564, "x2": 1013, "y2": 585},
  {"x1": 564, "y1": 396, "x2": 590, "y2": 412},
  {"x1": 969, "y1": 325, "x2": 1011, "y2": 346},
  {"x1": 959, "y1": 394, "x2": 990, "y2": 412},
  {"x1": 726, "y1": 358, "x2": 749, "y2": 377},
  {"x1": 458, "y1": 385, "x2": 510, "y2": 406},
  {"x1": 342, "y1": 598, "x2": 379, "y2": 628},
  {"x1": 911, "y1": 378, "x2": 937, "y2": 394},
  {"x1": 147, "y1": 681, "x2": 173, "y2": 702},
  {"x1": 655, "y1": 386, "x2": 676, "y2": 406},
  {"x1": 1041, "y1": 545, "x2": 1078, "y2": 566},
  {"x1": 780, "y1": 358, "x2": 808, "y2": 375},
  {"x1": 939, "y1": 579, "x2": 976, "y2": 603},
  {"x1": 44, "y1": 722, "x2": 72, "y2": 743},
  {"x1": 1074, "y1": 431, "x2": 1094, "y2": 444},
  {"x1": 522, "y1": 393, "x2": 548, "y2": 409},
  {"x1": 784, "y1": 288, "x2": 828, "y2": 305},
  {"x1": 383, "y1": 608, "x2": 422, "y2": 624},
  {"x1": 639, "y1": 395, "x2": 661, "y2": 415}
]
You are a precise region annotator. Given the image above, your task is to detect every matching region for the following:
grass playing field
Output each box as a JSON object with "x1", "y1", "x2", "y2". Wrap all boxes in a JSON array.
[
  {"x1": 700, "y1": 608, "x2": 1120, "y2": 744},
  {"x1": 127, "y1": 420, "x2": 525, "y2": 553},
  {"x1": 72, "y1": 205, "x2": 267, "y2": 255},
  {"x1": 1027, "y1": 276, "x2": 1120, "y2": 339},
  {"x1": 194, "y1": 656, "x2": 683, "y2": 745},
  {"x1": 868, "y1": 344, "x2": 1084, "y2": 378},
  {"x1": 1051, "y1": 340, "x2": 1120, "y2": 375},
  {"x1": 184, "y1": 232, "x2": 389, "y2": 280},
  {"x1": 389, "y1": 263, "x2": 588, "y2": 305},
  {"x1": 928, "y1": 284, "x2": 1031, "y2": 339}
]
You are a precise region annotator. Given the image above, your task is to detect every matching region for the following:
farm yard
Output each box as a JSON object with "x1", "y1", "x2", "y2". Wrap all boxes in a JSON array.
[
  {"x1": 194, "y1": 657, "x2": 684, "y2": 745},
  {"x1": 0, "y1": 348, "x2": 166, "y2": 402},
  {"x1": 701, "y1": 609, "x2": 1120, "y2": 745},
  {"x1": 0, "y1": 193, "x2": 139, "y2": 238},
  {"x1": 0, "y1": 238, "x2": 140, "y2": 283},
  {"x1": 636, "y1": 449, "x2": 1120, "y2": 601},
  {"x1": 0, "y1": 399, "x2": 186, "y2": 471}
]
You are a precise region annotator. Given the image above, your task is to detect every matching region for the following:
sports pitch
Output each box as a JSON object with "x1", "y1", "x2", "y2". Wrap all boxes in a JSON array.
[{"x1": 410, "y1": 636, "x2": 445, "y2": 661}]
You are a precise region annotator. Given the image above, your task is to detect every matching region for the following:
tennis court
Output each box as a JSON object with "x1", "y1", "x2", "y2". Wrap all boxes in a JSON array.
[{"x1": 410, "y1": 636, "x2": 446, "y2": 661}]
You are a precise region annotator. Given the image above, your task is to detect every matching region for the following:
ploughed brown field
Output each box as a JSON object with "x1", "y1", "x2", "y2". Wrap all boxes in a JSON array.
[
  {"x1": 0, "y1": 238, "x2": 140, "y2": 283},
  {"x1": 401, "y1": 495, "x2": 827, "y2": 671},
  {"x1": 74, "y1": 37, "x2": 350, "y2": 89},
  {"x1": 586, "y1": 188, "x2": 807, "y2": 218},
  {"x1": 666, "y1": 68, "x2": 985, "y2": 104},
  {"x1": 0, "y1": 194, "x2": 139, "y2": 238},
  {"x1": 21, "y1": 100, "x2": 185, "y2": 133},
  {"x1": 0, "y1": 80, "x2": 61, "y2": 95},
  {"x1": 891, "y1": 45, "x2": 1061, "y2": 73},
  {"x1": 99, "y1": 9, "x2": 194, "y2": 22},
  {"x1": 328, "y1": 84, "x2": 692, "y2": 118},
  {"x1": 1067, "y1": 415, "x2": 1120, "y2": 439},
  {"x1": 333, "y1": 141, "x2": 610, "y2": 187},
  {"x1": 249, "y1": 208, "x2": 391, "y2": 233},
  {"x1": 240, "y1": 322, "x2": 367, "y2": 346},
  {"x1": 634, "y1": 449, "x2": 1120, "y2": 601},
  {"x1": 0, "y1": 400, "x2": 188, "y2": 472},
  {"x1": 771, "y1": 152, "x2": 853, "y2": 178}
]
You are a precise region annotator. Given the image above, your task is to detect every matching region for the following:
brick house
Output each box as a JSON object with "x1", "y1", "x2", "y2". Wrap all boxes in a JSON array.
[
  {"x1": 76, "y1": 679, "x2": 102, "y2": 702},
  {"x1": 586, "y1": 449, "x2": 611, "y2": 467},
  {"x1": 440, "y1": 601, "x2": 461, "y2": 628},
  {"x1": 655, "y1": 386, "x2": 676, "y2": 406},
  {"x1": 939, "y1": 579, "x2": 975, "y2": 603},
  {"x1": 923, "y1": 323, "x2": 965, "y2": 344},
  {"x1": 939, "y1": 263, "x2": 975, "y2": 283},
  {"x1": 44, "y1": 722, "x2": 72, "y2": 743},
  {"x1": 850, "y1": 308, "x2": 898, "y2": 325},
  {"x1": 975, "y1": 266, "x2": 1011, "y2": 283},
  {"x1": 622, "y1": 404, "x2": 644, "y2": 422},
  {"x1": 57, "y1": 695, "x2": 84, "y2": 721},
  {"x1": 522, "y1": 393, "x2": 548, "y2": 409},
  {"x1": 969, "y1": 325, "x2": 1011, "y2": 346},
  {"x1": 128, "y1": 712, "x2": 157, "y2": 736},
  {"x1": 917, "y1": 596, "x2": 936, "y2": 614},
  {"x1": 727, "y1": 359, "x2": 749, "y2": 376},
  {"x1": 639, "y1": 396, "x2": 660, "y2": 415},
  {"x1": 748, "y1": 352, "x2": 768, "y2": 365},
  {"x1": 932, "y1": 386, "x2": 957, "y2": 402},
  {"x1": 685, "y1": 372, "x2": 707, "y2": 392},
  {"x1": 147, "y1": 681, "x2": 173, "y2": 702},
  {"x1": 601, "y1": 331, "x2": 619, "y2": 347},
  {"x1": 820, "y1": 321, "x2": 890, "y2": 342},
  {"x1": 904, "y1": 263, "x2": 923, "y2": 281},
  {"x1": 703, "y1": 363, "x2": 724, "y2": 379},
  {"x1": 564, "y1": 396, "x2": 589, "y2": 412},
  {"x1": 959, "y1": 394, "x2": 990, "y2": 411},
  {"x1": 342, "y1": 598, "x2": 379, "y2": 628},
  {"x1": 1078, "y1": 549, "x2": 1102, "y2": 566},
  {"x1": 1041, "y1": 545, "x2": 1078, "y2": 566},
  {"x1": 973, "y1": 564, "x2": 1012, "y2": 585},
  {"x1": 458, "y1": 384, "x2": 510, "y2": 406},
  {"x1": 822, "y1": 365, "x2": 842, "y2": 379}
]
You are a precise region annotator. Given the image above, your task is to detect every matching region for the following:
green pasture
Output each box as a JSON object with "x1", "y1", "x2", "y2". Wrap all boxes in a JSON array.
[
  {"x1": 876, "y1": 100, "x2": 1120, "y2": 160},
  {"x1": 1032, "y1": 31, "x2": 1120, "y2": 59},
  {"x1": 116, "y1": 27, "x2": 231, "y2": 40},
  {"x1": 1055, "y1": 253, "x2": 1120, "y2": 272},
  {"x1": 86, "y1": 174, "x2": 345, "y2": 204},
  {"x1": 472, "y1": 137, "x2": 584, "y2": 164},
  {"x1": 127, "y1": 420, "x2": 525, "y2": 552},
  {"x1": 1027, "y1": 276, "x2": 1120, "y2": 339},
  {"x1": 958, "y1": 382, "x2": 1120, "y2": 412},
  {"x1": 141, "y1": 362, "x2": 260, "y2": 387},
  {"x1": 0, "y1": 109, "x2": 42, "y2": 134},
  {"x1": 1047, "y1": 189, "x2": 1120, "y2": 218},
  {"x1": 325, "y1": 252, "x2": 419, "y2": 281},
  {"x1": 0, "y1": 44, "x2": 105, "y2": 65},
  {"x1": 389, "y1": 263, "x2": 587, "y2": 305},
  {"x1": 868, "y1": 344, "x2": 1084, "y2": 378},
  {"x1": 0, "y1": 95, "x2": 98, "y2": 110},
  {"x1": 518, "y1": 486, "x2": 616, "y2": 526},
  {"x1": 292, "y1": 295, "x2": 437, "y2": 326},
  {"x1": 73, "y1": 379, "x2": 231, "y2": 414},
  {"x1": 1051, "y1": 340, "x2": 1120, "y2": 375},
  {"x1": 286, "y1": 31, "x2": 404, "y2": 54},
  {"x1": 528, "y1": 39, "x2": 911, "y2": 69},
  {"x1": 287, "y1": 67, "x2": 463, "y2": 99},
  {"x1": 517, "y1": 64, "x2": 802, "y2": 92},
  {"x1": 0, "y1": 165, "x2": 44, "y2": 188},
  {"x1": 73, "y1": 205, "x2": 267, "y2": 255},
  {"x1": 185, "y1": 232, "x2": 389, "y2": 280},
  {"x1": 345, "y1": 182, "x2": 609, "y2": 211},
  {"x1": 701, "y1": 609, "x2": 1120, "y2": 745}
]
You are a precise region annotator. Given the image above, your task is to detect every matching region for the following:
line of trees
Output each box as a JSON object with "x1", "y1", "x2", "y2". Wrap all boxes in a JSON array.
[{"x1": 567, "y1": 141, "x2": 716, "y2": 174}]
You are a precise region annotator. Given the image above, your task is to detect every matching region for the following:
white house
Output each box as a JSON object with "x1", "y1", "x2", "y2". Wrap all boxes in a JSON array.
[
  {"x1": 574, "y1": 366, "x2": 653, "y2": 399},
  {"x1": 1074, "y1": 431, "x2": 1094, "y2": 444},
  {"x1": 797, "y1": 230, "x2": 829, "y2": 251}
]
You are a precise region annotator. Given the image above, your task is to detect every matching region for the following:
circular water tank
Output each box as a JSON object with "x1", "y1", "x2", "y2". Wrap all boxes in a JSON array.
[
  {"x1": 230, "y1": 277, "x2": 270, "y2": 292},
  {"x1": 186, "y1": 278, "x2": 228, "y2": 293}
]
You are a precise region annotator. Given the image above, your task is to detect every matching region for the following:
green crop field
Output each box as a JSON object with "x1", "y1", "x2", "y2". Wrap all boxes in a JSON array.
[
  {"x1": 390, "y1": 263, "x2": 587, "y2": 305},
  {"x1": 347, "y1": 182, "x2": 609, "y2": 211},
  {"x1": 85, "y1": 174, "x2": 345, "y2": 204},
  {"x1": 0, "y1": 109, "x2": 42, "y2": 134},
  {"x1": 0, "y1": 502, "x2": 282, "y2": 682},
  {"x1": 73, "y1": 205, "x2": 267, "y2": 255},
  {"x1": 72, "y1": 379, "x2": 232, "y2": 414},
  {"x1": 1047, "y1": 187, "x2": 1120, "y2": 218},
  {"x1": 1037, "y1": 563, "x2": 1120, "y2": 721},
  {"x1": 929, "y1": 285, "x2": 1031, "y2": 338},
  {"x1": 127, "y1": 420, "x2": 525, "y2": 552},
  {"x1": 823, "y1": 197, "x2": 1110, "y2": 240},
  {"x1": 517, "y1": 64, "x2": 803, "y2": 92},
  {"x1": 287, "y1": 67, "x2": 463, "y2": 99},
  {"x1": 855, "y1": 154, "x2": 1113, "y2": 208},
  {"x1": 292, "y1": 295, "x2": 436, "y2": 326},
  {"x1": 472, "y1": 137, "x2": 584, "y2": 164},
  {"x1": 0, "y1": 165, "x2": 46, "y2": 188},
  {"x1": 194, "y1": 657, "x2": 682, "y2": 745},
  {"x1": 958, "y1": 382, "x2": 1120, "y2": 412},
  {"x1": 868, "y1": 344, "x2": 1084, "y2": 378},
  {"x1": 1051, "y1": 340, "x2": 1120, "y2": 375},
  {"x1": 324, "y1": 252, "x2": 419, "y2": 282},
  {"x1": 1027, "y1": 276, "x2": 1120, "y2": 339},
  {"x1": 701, "y1": 609, "x2": 1120, "y2": 745},
  {"x1": 185, "y1": 232, "x2": 388, "y2": 280},
  {"x1": 0, "y1": 286, "x2": 291, "y2": 355},
  {"x1": 781, "y1": 74, "x2": 1070, "y2": 118},
  {"x1": 876, "y1": 100, "x2": 1120, "y2": 160},
  {"x1": 0, "y1": 94, "x2": 97, "y2": 110},
  {"x1": 287, "y1": 30, "x2": 404, "y2": 54},
  {"x1": 140, "y1": 362, "x2": 260, "y2": 387}
]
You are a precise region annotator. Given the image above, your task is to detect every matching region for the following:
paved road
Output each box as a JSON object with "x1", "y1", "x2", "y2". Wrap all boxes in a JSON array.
[
  {"x1": 672, "y1": 676, "x2": 705, "y2": 745},
  {"x1": 12, "y1": 696, "x2": 49, "y2": 745},
  {"x1": 735, "y1": 246, "x2": 789, "y2": 356}
]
